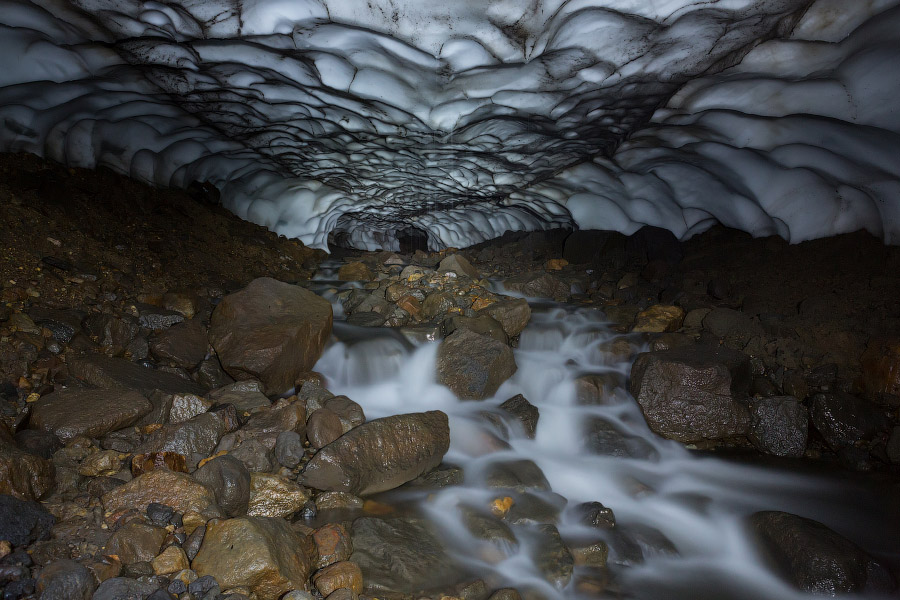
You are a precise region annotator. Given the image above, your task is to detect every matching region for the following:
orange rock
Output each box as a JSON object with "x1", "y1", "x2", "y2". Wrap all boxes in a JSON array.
[
  {"x1": 396, "y1": 295, "x2": 423, "y2": 320},
  {"x1": 860, "y1": 337, "x2": 900, "y2": 401},
  {"x1": 545, "y1": 258, "x2": 569, "y2": 271},
  {"x1": 490, "y1": 496, "x2": 514, "y2": 518},
  {"x1": 131, "y1": 451, "x2": 188, "y2": 477},
  {"x1": 313, "y1": 561, "x2": 363, "y2": 596},
  {"x1": 471, "y1": 297, "x2": 496, "y2": 311},
  {"x1": 312, "y1": 523, "x2": 352, "y2": 569},
  {"x1": 362, "y1": 500, "x2": 393, "y2": 515}
]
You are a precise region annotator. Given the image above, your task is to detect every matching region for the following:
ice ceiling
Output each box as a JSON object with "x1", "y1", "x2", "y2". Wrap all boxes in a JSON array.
[{"x1": 2, "y1": 0, "x2": 900, "y2": 250}]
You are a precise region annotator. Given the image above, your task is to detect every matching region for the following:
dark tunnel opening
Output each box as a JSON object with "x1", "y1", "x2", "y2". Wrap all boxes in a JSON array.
[{"x1": 396, "y1": 226, "x2": 429, "y2": 253}]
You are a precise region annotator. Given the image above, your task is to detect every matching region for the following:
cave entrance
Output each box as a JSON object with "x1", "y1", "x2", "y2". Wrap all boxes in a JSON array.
[{"x1": 396, "y1": 226, "x2": 428, "y2": 253}]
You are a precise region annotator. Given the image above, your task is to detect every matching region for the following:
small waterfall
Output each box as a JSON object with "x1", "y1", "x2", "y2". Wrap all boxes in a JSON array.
[{"x1": 314, "y1": 303, "x2": 900, "y2": 599}]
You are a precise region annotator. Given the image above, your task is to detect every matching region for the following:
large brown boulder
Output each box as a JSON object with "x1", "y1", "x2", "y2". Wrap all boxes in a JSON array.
[
  {"x1": 302, "y1": 411, "x2": 449, "y2": 495},
  {"x1": 437, "y1": 329, "x2": 517, "y2": 400},
  {"x1": 30, "y1": 389, "x2": 151, "y2": 442},
  {"x1": 208, "y1": 278, "x2": 332, "y2": 395},
  {"x1": 630, "y1": 346, "x2": 751, "y2": 443},
  {"x1": 192, "y1": 516, "x2": 314, "y2": 600}
]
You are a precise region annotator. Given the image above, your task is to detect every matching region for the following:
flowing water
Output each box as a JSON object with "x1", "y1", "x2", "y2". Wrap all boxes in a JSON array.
[{"x1": 310, "y1": 273, "x2": 899, "y2": 599}]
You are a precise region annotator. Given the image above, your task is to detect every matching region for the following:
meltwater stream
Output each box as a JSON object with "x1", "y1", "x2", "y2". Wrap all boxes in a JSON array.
[{"x1": 311, "y1": 298, "x2": 899, "y2": 599}]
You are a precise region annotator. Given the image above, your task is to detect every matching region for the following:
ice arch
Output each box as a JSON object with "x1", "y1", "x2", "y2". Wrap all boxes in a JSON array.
[{"x1": 1, "y1": 0, "x2": 899, "y2": 248}]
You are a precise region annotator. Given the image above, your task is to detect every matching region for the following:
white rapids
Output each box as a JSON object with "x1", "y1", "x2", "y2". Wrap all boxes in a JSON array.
[{"x1": 313, "y1": 301, "x2": 899, "y2": 599}]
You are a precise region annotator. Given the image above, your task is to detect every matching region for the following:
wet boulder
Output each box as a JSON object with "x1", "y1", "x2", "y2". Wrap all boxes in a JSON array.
[
  {"x1": 192, "y1": 516, "x2": 314, "y2": 600},
  {"x1": 499, "y1": 394, "x2": 539, "y2": 439},
  {"x1": 149, "y1": 319, "x2": 208, "y2": 369},
  {"x1": 437, "y1": 329, "x2": 517, "y2": 400},
  {"x1": 103, "y1": 469, "x2": 223, "y2": 520},
  {"x1": 630, "y1": 346, "x2": 751, "y2": 443},
  {"x1": 809, "y1": 392, "x2": 889, "y2": 450},
  {"x1": 30, "y1": 389, "x2": 151, "y2": 443},
  {"x1": 442, "y1": 314, "x2": 508, "y2": 345},
  {"x1": 36, "y1": 560, "x2": 95, "y2": 600},
  {"x1": 748, "y1": 396, "x2": 808, "y2": 457},
  {"x1": 68, "y1": 354, "x2": 208, "y2": 396},
  {"x1": 750, "y1": 511, "x2": 896, "y2": 594},
  {"x1": 208, "y1": 277, "x2": 332, "y2": 395},
  {"x1": 438, "y1": 254, "x2": 480, "y2": 279},
  {"x1": 301, "y1": 411, "x2": 449, "y2": 496},
  {"x1": 503, "y1": 272, "x2": 570, "y2": 300},
  {"x1": 478, "y1": 298, "x2": 531, "y2": 337},
  {"x1": 192, "y1": 455, "x2": 251, "y2": 517}
]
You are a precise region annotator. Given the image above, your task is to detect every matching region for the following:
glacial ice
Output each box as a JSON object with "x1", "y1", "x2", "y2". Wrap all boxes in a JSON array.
[{"x1": 1, "y1": 0, "x2": 899, "y2": 249}]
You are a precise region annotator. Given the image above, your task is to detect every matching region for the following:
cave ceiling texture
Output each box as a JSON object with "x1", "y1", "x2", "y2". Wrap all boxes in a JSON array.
[{"x1": 1, "y1": 0, "x2": 899, "y2": 250}]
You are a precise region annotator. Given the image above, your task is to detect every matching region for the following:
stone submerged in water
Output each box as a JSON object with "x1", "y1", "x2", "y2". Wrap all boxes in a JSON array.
[
  {"x1": 0, "y1": 440, "x2": 56, "y2": 500},
  {"x1": 436, "y1": 329, "x2": 517, "y2": 400},
  {"x1": 192, "y1": 516, "x2": 314, "y2": 600},
  {"x1": 750, "y1": 511, "x2": 896, "y2": 594},
  {"x1": 350, "y1": 516, "x2": 463, "y2": 594},
  {"x1": 302, "y1": 411, "x2": 449, "y2": 496},
  {"x1": 208, "y1": 277, "x2": 333, "y2": 395},
  {"x1": 630, "y1": 345, "x2": 751, "y2": 443}
]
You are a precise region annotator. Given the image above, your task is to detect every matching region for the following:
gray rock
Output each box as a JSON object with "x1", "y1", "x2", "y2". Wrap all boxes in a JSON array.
[
  {"x1": 302, "y1": 411, "x2": 449, "y2": 495},
  {"x1": 0, "y1": 494, "x2": 54, "y2": 546},
  {"x1": 192, "y1": 454, "x2": 251, "y2": 517},
  {"x1": 630, "y1": 346, "x2": 751, "y2": 443},
  {"x1": 36, "y1": 559, "x2": 94, "y2": 600},
  {"x1": 436, "y1": 329, "x2": 517, "y2": 400},
  {"x1": 91, "y1": 577, "x2": 159, "y2": 600},
  {"x1": 748, "y1": 396, "x2": 808, "y2": 457},
  {"x1": 750, "y1": 511, "x2": 896, "y2": 594},
  {"x1": 274, "y1": 431, "x2": 305, "y2": 469}
]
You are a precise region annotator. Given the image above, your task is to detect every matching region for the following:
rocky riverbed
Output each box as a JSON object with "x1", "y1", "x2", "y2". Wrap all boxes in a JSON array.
[{"x1": 1, "y1": 152, "x2": 899, "y2": 600}]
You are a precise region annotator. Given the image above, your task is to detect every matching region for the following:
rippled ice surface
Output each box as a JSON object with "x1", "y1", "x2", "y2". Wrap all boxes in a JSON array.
[{"x1": 314, "y1": 304, "x2": 899, "y2": 599}]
